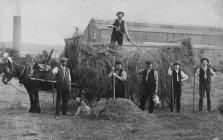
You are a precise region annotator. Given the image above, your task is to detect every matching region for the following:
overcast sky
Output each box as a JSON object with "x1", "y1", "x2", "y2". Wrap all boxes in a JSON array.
[{"x1": 0, "y1": 0, "x2": 223, "y2": 45}]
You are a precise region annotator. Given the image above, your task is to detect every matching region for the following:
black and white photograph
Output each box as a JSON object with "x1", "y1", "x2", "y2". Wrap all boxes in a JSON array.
[{"x1": 0, "y1": 0, "x2": 223, "y2": 139}]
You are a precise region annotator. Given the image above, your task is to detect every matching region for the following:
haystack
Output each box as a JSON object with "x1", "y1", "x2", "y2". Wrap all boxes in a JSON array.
[
  {"x1": 64, "y1": 36, "x2": 194, "y2": 106},
  {"x1": 90, "y1": 98, "x2": 144, "y2": 121}
]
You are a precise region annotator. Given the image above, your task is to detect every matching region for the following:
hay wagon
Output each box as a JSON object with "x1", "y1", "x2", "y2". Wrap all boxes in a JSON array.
[{"x1": 64, "y1": 36, "x2": 194, "y2": 108}]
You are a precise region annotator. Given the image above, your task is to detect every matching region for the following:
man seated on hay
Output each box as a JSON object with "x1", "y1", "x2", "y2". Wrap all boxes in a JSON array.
[
  {"x1": 108, "y1": 60, "x2": 127, "y2": 98},
  {"x1": 109, "y1": 11, "x2": 130, "y2": 46},
  {"x1": 138, "y1": 61, "x2": 159, "y2": 113},
  {"x1": 168, "y1": 61, "x2": 188, "y2": 113}
]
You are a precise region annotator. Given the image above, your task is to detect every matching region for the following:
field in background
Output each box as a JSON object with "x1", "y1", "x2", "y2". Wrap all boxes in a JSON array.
[{"x1": 0, "y1": 42, "x2": 63, "y2": 57}]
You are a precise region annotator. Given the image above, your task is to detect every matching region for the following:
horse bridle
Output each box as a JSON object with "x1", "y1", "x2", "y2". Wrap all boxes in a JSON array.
[
  {"x1": 4, "y1": 62, "x2": 25, "y2": 79},
  {"x1": 4, "y1": 62, "x2": 14, "y2": 77}
]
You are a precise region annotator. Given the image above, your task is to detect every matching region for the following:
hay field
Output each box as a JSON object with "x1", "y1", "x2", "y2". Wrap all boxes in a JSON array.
[{"x1": 0, "y1": 72, "x2": 223, "y2": 140}]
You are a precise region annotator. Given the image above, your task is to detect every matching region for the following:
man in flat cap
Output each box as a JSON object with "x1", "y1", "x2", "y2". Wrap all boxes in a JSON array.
[
  {"x1": 109, "y1": 11, "x2": 130, "y2": 46},
  {"x1": 52, "y1": 57, "x2": 71, "y2": 115},
  {"x1": 195, "y1": 58, "x2": 215, "y2": 112},
  {"x1": 168, "y1": 61, "x2": 188, "y2": 113},
  {"x1": 108, "y1": 60, "x2": 127, "y2": 98},
  {"x1": 138, "y1": 61, "x2": 159, "y2": 113}
]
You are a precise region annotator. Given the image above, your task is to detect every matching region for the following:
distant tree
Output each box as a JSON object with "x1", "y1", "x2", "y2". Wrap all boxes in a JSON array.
[
  {"x1": 36, "y1": 50, "x2": 49, "y2": 64},
  {"x1": 4, "y1": 48, "x2": 20, "y2": 60}
]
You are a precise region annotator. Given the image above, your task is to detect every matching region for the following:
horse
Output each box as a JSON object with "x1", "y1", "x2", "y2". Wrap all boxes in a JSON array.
[{"x1": 2, "y1": 61, "x2": 54, "y2": 113}]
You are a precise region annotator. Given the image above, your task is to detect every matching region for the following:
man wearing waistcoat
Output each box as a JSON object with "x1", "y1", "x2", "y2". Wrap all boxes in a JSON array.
[
  {"x1": 52, "y1": 57, "x2": 71, "y2": 115},
  {"x1": 168, "y1": 61, "x2": 188, "y2": 113},
  {"x1": 195, "y1": 58, "x2": 215, "y2": 112},
  {"x1": 139, "y1": 61, "x2": 159, "y2": 113},
  {"x1": 110, "y1": 11, "x2": 130, "y2": 46},
  {"x1": 108, "y1": 60, "x2": 127, "y2": 98}
]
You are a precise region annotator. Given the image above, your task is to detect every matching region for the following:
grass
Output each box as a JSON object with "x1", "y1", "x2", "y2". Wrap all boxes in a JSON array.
[{"x1": 0, "y1": 72, "x2": 223, "y2": 140}]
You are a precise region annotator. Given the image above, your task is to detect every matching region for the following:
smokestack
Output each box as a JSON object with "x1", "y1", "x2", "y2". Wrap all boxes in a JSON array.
[{"x1": 13, "y1": 16, "x2": 21, "y2": 51}]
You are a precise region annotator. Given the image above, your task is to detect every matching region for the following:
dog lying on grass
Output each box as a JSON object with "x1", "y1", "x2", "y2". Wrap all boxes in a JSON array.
[{"x1": 74, "y1": 97, "x2": 91, "y2": 117}]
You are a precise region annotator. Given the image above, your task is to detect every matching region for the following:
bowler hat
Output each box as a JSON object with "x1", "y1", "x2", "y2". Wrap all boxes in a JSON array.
[
  {"x1": 200, "y1": 57, "x2": 209, "y2": 64},
  {"x1": 116, "y1": 11, "x2": 124, "y2": 17},
  {"x1": 60, "y1": 57, "x2": 68, "y2": 62},
  {"x1": 145, "y1": 61, "x2": 153, "y2": 66},
  {"x1": 173, "y1": 61, "x2": 181, "y2": 66},
  {"x1": 115, "y1": 60, "x2": 122, "y2": 65}
]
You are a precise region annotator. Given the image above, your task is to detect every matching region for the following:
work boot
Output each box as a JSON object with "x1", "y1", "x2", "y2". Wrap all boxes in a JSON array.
[{"x1": 207, "y1": 108, "x2": 211, "y2": 112}]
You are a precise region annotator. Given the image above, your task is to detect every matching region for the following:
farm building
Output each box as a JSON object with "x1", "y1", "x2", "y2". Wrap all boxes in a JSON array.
[{"x1": 84, "y1": 18, "x2": 223, "y2": 47}]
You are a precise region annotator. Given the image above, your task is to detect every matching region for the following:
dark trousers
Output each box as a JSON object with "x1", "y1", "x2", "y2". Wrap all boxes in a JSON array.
[
  {"x1": 140, "y1": 87, "x2": 154, "y2": 113},
  {"x1": 199, "y1": 81, "x2": 211, "y2": 111},
  {"x1": 56, "y1": 86, "x2": 69, "y2": 115},
  {"x1": 115, "y1": 83, "x2": 125, "y2": 98},
  {"x1": 110, "y1": 32, "x2": 123, "y2": 46},
  {"x1": 170, "y1": 82, "x2": 181, "y2": 112}
]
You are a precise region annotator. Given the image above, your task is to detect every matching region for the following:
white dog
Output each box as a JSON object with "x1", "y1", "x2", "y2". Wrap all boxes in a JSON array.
[{"x1": 74, "y1": 97, "x2": 91, "y2": 117}]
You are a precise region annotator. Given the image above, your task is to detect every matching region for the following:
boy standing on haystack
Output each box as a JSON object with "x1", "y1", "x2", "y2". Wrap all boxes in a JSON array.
[
  {"x1": 108, "y1": 60, "x2": 127, "y2": 98},
  {"x1": 195, "y1": 58, "x2": 215, "y2": 112},
  {"x1": 109, "y1": 11, "x2": 130, "y2": 46},
  {"x1": 52, "y1": 57, "x2": 71, "y2": 115},
  {"x1": 168, "y1": 61, "x2": 188, "y2": 113},
  {"x1": 139, "y1": 61, "x2": 159, "y2": 113}
]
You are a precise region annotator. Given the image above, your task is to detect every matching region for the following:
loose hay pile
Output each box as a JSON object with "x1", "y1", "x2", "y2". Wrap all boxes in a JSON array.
[
  {"x1": 90, "y1": 98, "x2": 144, "y2": 121},
  {"x1": 64, "y1": 36, "x2": 194, "y2": 106}
]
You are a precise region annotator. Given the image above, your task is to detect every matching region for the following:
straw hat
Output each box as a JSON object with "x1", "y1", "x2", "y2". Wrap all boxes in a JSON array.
[
  {"x1": 200, "y1": 57, "x2": 209, "y2": 64},
  {"x1": 116, "y1": 11, "x2": 124, "y2": 17}
]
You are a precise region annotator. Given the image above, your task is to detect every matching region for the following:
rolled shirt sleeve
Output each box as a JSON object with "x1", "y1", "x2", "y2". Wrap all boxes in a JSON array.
[
  {"x1": 195, "y1": 68, "x2": 200, "y2": 77},
  {"x1": 168, "y1": 67, "x2": 172, "y2": 76},
  {"x1": 52, "y1": 67, "x2": 58, "y2": 75},
  {"x1": 181, "y1": 71, "x2": 188, "y2": 81},
  {"x1": 68, "y1": 68, "x2": 71, "y2": 82},
  {"x1": 210, "y1": 68, "x2": 216, "y2": 78},
  {"x1": 121, "y1": 71, "x2": 127, "y2": 81},
  {"x1": 154, "y1": 70, "x2": 158, "y2": 81}
]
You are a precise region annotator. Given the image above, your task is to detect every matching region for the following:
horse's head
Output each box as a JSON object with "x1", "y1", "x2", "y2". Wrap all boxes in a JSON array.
[{"x1": 2, "y1": 61, "x2": 14, "y2": 84}]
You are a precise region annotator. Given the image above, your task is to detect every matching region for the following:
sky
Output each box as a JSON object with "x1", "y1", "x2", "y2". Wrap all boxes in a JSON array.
[{"x1": 0, "y1": 0, "x2": 223, "y2": 45}]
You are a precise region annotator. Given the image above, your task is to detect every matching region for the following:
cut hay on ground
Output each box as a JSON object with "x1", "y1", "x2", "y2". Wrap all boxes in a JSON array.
[{"x1": 90, "y1": 98, "x2": 144, "y2": 121}]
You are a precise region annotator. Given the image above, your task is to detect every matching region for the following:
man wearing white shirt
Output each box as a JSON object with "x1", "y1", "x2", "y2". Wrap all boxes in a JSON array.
[
  {"x1": 139, "y1": 61, "x2": 159, "y2": 113},
  {"x1": 52, "y1": 57, "x2": 71, "y2": 115},
  {"x1": 168, "y1": 61, "x2": 188, "y2": 113},
  {"x1": 195, "y1": 58, "x2": 215, "y2": 112},
  {"x1": 108, "y1": 60, "x2": 127, "y2": 98},
  {"x1": 110, "y1": 11, "x2": 130, "y2": 46}
]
